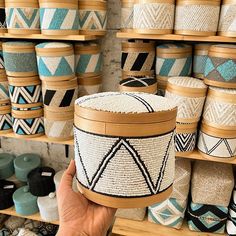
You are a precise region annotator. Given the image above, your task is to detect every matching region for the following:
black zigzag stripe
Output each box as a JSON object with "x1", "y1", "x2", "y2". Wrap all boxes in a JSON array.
[
  {"x1": 0, "y1": 9, "x2": 6, "y2": 25},
  {"x1": 44, "y1": 90, "x2": 56, "y2": 106},
  {"x1": 121, "y1": 53, "x2": 128, "y2": 69},
  {"x1": 131, "y1": 53, "x2": 149, "y2": 71},
  {"x1": 175, "y1": 133, "x2": 196, "y2": 152},
  {"x1": 59, "y1": 89, "x2": 75, "y2": 107}
]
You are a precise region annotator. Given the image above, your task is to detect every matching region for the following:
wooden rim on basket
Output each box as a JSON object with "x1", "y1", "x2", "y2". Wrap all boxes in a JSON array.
[
  {"x1": 0, "y1": 129, "x2": 13, "y2": 134},
  {"x1": 204, "y1": 78, "x2": 236, "y2": 89},
  {"x1": 77, "y1": 183, "x2": 173, "y2": 208},
  {"x1": 202, "y1": 119, "x2": 236, "y2": 131},
  {"x1": 8, "y1": 76, "x2": 40, "y2": 86},
  {"x1": 7, "y1": 29, "x2": 41, "y2": 35},
  {"x1": 166, "y1": 83, "x2": 207, "y2": 98},
  {"x1": 42, "y1": 77, "x2": 78, "y2": 89},
  {"x1": 78, "y1": 76, "x2": 102, "y2": 85},
  {"x1": 77, "y1": 72, "x2": 102, "y2": 79},
  {"x1": 209, "y1": 45, "x2": 236, "y2": 59},
  {"x1": 199, "y1": 150, "x2": 236, "y2": 162},
  {"x1": 156, "y1": 46, "x2": 192, "y2": 55},
  {"x1": 156, "y1": 52, "x2": 192, "y2": 59},
  {"x1": 11, "y1": 103, "x2": 43, "y2": 109},
  {"x1": 177, "y1": 117, "x2": 200, "y2": 123},
  {"x1": 44, "y1": 105, "x2": 74, "y2": 113},
  {"x1": 134, "y1": 0, "x2": 174, "y2": 3},
  {"x1": 39, "y1": 0, "x2": 78, "y2": 9},
  {"x1": 174, "y1": 30, "x2": 216, "y2": 36},
  {"x1": 222, "y1": 0, "x2": 236, "y2": 4},
  {"x1": 0, "y1": 28, "x2": 7, "y2": 33},
  {"x1": 44, "y1": 109, "x2": 73, "y2": 120},
  {"x1": 75, "y1": 44, "x2": 100, "y2": 55},
  {"x1": 119, "y1": 82, "x2": 157, "y2": 94},
  {"x1": 2, "y1": 43, "x2": 36, "y2": 52},
  {"x1": 193, "y1": 73, "x2": 204, "y2": 79},
  {"x1": 5, "y1": 0, "x2": 39, "y2": 7},
  {"x1": 0, "y1": 105, "x2": 11, "y2": 114},
  {"x1": 13, "y1": 132, "x2": 44, "y2": 138},
  {"x1": 208, "y1": 87, "x2": 236, "y2": 104},
  {"x1": 36, "y1": 46, "x2": 74, "y2": 57},
  {"x1": 0, "y1": 71, "x2": 7, "y2": 82},
  {"x1": 6, "y1": 71, "x2": 38, "y2": 77},
  {"x1": 78, "y1": 1, "x2": 106, "y2": 10},
  {"x1": 121, "y1": 0, "x2": 134, "y2": 8},
  {"x1": 122, "y1": 41, "x2": 155, "y2": 52},
  {"x1": 218, "y1": 31, "x2": 236, "y2": 37},
  {"x1": 41, "y1": 29, "x2": 79, "y2": 36},
  {"x1": 122, "y1": 71, "x2": 154, "y2": 79},
  {"x1": 176, "y1": 0, "x2": 220, "y2": 6},
  {"x1": 132, "y1": 29, "x2": 173, "y2": 35},
  {"x1": 0, "y1": 99, "x2": 10, "y2": 105},
  {"x1": 39, "y1": 74, "x2": 75, "y2": 82},
  {"x1": 12, "y1": 108, "x2": 43, "y2": 119},
  {"x1": 0, "y1": 0, "x2": 4, "y2": 7},
  {"x1": 176, "y1": 122, "x2": 198, "y2": 133}
]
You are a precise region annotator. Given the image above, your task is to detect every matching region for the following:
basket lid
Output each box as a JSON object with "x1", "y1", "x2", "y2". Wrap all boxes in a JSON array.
[
  {"x1": 0, "y1": 153, "x2": 15, "y2": 170},
  {"x1": 3, "y1": 42, "x2": 35, "y2": 52},
  {"x1": 75, "y1": 43, "x2": 100, "y2": 54},
  {"x1": 36, "y1": 42, "x2": 73, "y2": 55},
  {"x1": 194, "y1": 43, "x2": 212, "y2": 50},
  {"x1": 209, "y1": 44, "x2": 236, "y2": 59},
  {"x1": 37, "y1": 192, "x2": 58, "y2": 210},
  {"x1": 14, "y1": 153, "x2": 41, "y2": 172},
  {"x1": 13, "y1": 185, "x2": 37, "y2": 204}
]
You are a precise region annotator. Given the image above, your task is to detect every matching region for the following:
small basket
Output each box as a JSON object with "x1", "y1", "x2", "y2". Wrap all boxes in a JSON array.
[
  {"x1": 204, "y1": 44, "x2": 236, "y2": 88},
  {"x1": 0, "y1": 105, "x2": 12, "y2": 134},
  {"x1": 78, "y1": 75, "x2": 102, "y2": 96},
  {"x1": 121, "y1": 0, "x2": 134, "y2": 32}
]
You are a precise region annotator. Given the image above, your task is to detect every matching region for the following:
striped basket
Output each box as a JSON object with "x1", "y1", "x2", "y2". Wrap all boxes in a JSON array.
[
  {"x1": 74, "y1": 92, "x2": 177, "y2": 208},
  {"x1": 193, "y1": 44, "x2": 211, "y2": 79},
  {"x1": 39, "y1": 0, "x2": 79, "y2": 36},
  {"x1": 165, "y1": 77, "x2": 207, "y2": 123},
  {"x1": 5, "y1": 0, "x2": 40, "y2": 35},
  {"x1": 0, "y1": 76, "x2": 10, "y2": 105},
  {"x1": 218, "y1": 0, "x2": 236, "y2": 37},
  {"x1": 175, "y1": 0, "x2": 221, "y2": 36},
  {"x1": 78, "y1": 1, "x2": 107, "y2": 36},
  {"x1": 0, "y1": 105, "x2": 12, "y2": 134},
  {"x1": 75, "y1": 43, "x2": 102, "y2": 78},
  {"x1": 78, "y1": 75, "x2": 102, "y2": 96},
  {"x1": 227, "y1": 187, "x2": 236, "y2": 236},
  {"x1": 121, "y1": 40, "x2": 155, "y2": 79},
  {"x1": 12, "y1": 106, "x2": 44, "y2": 137},
  {"x1": 204, "y1": 44, "x2": 236, "y2": 88},
  {"x1": 0, "y1": 0, "x2": 7, "y2": 33},
  {"x1": 36, "y1": 42, "x2": 75, "y2": 81},
  {"x1": 121, "y1": 0, "x2": 134, "y2": 32},
  {"x1": 8, "y1": 76, "x2": 42, "y2": 109},
  {"x1": 133, "y1": 0, "x2": 175, "y2": 34}
]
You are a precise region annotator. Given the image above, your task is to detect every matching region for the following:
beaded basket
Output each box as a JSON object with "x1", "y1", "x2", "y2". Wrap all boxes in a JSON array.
[
  {"x1": 121, "y1": 0, "x2": 134, "y2": 32},
  {"x1": 78, "y1": 75, "x2": 102, "y2": 96},
  {"x1": 3, "y1": 42, "x2": 38, "y2": 77},
  {"x1": 204, "y1": 44, "x2": 236, "y2": 88},
  {"x1": 36, "y1": 42, "x2": 75, "y2": 81},
  {"x1": 39, "y1": 0, "x2": 79, "y2": 36},
  {"x1": 0, "y1": 0, "x2": 6, "y2": 33},
  {"x1": 121, "y1": 40, "x2": 155, "y2": 79},
  {"x1": 165, "y1": 77, "x2": 207, "y2": 123},
  {"x1": 227, "y1": 187, "x2": 236, "y2": 235},
  {"x1": 175, "y1": 0, "x2": 221, "y2": 36},
  {"x1": 5, "y1": 0, "x2": 40, "y2": 35},
  {"x1": 74, "y1": 92, "x2": 177, "y2": 208},
  {"x1": 193, "y1": 44, "x2": 211, "y2": 79},
  {"x1": 116, "y1": 208, "x2": 146, "y2": 221},
  {"x1": 191, "y1": 161, "x2": 234, "y2": 207},
  {"x1": 8, "y1": 76, "x2": 42, "y2": 108},
  {"x1": 0, "y1": 105, "x2": 12, "y2": 134},
  {"x1": 133, "y1": 0, "x2": 175, "y2": 35},
  {"x1": 218, "y1": 0, "x2": 236, "y2": 37},
  {"x1": 75, "y1": 43, "x2": 102, "y2": 78}
]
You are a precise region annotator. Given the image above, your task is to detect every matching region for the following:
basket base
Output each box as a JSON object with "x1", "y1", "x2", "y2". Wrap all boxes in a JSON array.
[
  {"x1": 204, "y1": 78, "x2": 236, "y2": 89},
  {"x1": 41, "y1": 29, "x2": 79, "y2": 36},
  {"x1": 45, "y1": 135, "x2": 73, "y2": 142},
  {"x1": 77, "y1": 183, "x2": 173, "y2": 208},
  {"x1": 198, "y1": 150, "x2": 236, "y2": 162},
  {"x1": 79, "y1": 30, "x2": 106, "y2": 36},
  {"x1": 174, "y1": 30, "x2": 216, "y2": 36}
]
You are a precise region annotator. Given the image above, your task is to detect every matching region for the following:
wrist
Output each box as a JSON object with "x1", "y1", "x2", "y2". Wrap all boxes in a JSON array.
[{"x1": 57, "y1": 227, "x2": 88, "y2": 236}]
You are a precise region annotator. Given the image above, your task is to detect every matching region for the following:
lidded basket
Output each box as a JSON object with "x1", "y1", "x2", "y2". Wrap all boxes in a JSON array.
[
  {"x1": 74, "y1": 92, "x2": 177, "y2": 208},
  {"x1": 0, "y1": 153, "x2": 15, "y2": 179}
]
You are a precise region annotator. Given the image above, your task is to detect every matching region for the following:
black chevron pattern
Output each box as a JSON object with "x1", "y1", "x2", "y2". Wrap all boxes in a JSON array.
[{"x1": 175, "y1": 133, "x2": 196, "y2": 153}]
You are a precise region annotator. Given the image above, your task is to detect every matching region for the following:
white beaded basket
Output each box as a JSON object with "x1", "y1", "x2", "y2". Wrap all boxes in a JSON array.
[{"x1": 74, "y1": 92, "x2": 177, "y2": 208}]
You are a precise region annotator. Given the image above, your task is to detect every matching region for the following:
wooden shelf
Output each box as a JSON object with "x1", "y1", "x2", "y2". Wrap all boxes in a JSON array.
[
  {"x1": 0, "y1": 207, "x2": 59, "y2": 225},
  {"x1": 112, "y1": 218, "x2": 225, "y2": 236},
  {"x1": 0, "y1": 33, "x2": 98, "y2": 41},
  {"x1": 117, "y1": 32, "x2": 236, "y2": 43},
  {"x1": 0, "y1": 132, "x2": 73, "y2": 146}
]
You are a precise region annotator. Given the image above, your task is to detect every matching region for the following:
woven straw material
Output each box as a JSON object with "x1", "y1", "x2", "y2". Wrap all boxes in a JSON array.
[
  {"x1": 121, "y1": 5, "x2": 133, "y2": 30},
  {"x1": 79, "y1": 84, "x2": 102, "y2": 96},
  {"x1": 175, "y1": 4, "x2": 220, "y2": 34},
  {"x1": 171, "y1": 158, "x2": 191, "y2": 201},
  {"x1": 191, "y1": 161, "x2": 234, "y2": 207},
  {"x1": 0, "y1": 81, "x2": 9, "y2": 101},
  {"x1": 133, "y1": 3, "x2": 174, "y2": 31},
  {"x1": 116, "y1": 208, "x2": 146, "y2": 221},
  {"x1": 148, "y1": 198, "x2": 187, "y2": 229}
]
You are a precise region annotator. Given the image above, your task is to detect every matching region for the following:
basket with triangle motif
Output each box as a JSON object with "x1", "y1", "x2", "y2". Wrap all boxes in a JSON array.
[
  {"x1": 74, "y1": 92, "x2": 177, "y2": 208},
  {"x1": 0, "y1": 78, "x2": 10, "y2": 105},
  {"x1": 121, "y1": 0, "x2": 134, "y2": 32},
  {"x1": 0, "y1": 105, "x2": 12, "y2": 134},
  {"x1": 0, "y1": 1, "x2": 6, "y2": 33}
]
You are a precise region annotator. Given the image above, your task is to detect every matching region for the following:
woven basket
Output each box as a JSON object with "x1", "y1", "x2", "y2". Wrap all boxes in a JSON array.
[
  {"x1": 191, "y1": 161, "x2": 234, "y2": 206},
  {"x1": 78, "y1": 75, "x2": 102, "y2": 96},
  {"x1": 39, "y1": 0, "x2": 79, "y2": 36},
  {"x1": 204, "y1": 44, "x2": 236, "y2": 88},
  {"x1": 165, "y1": 77, "x2": 207, "y2": 123},
  {"x1": 193, "y1": 44, "x2": 211, "y2": 79},
  {"x1": 116, "y1": 208, "x2": 146, "y2": 221},
  {"x1": 198, "y1": 123, "x2": 236, "y2": 161},
  {"x1": 44, "y1": 109, "x2": 74, "y2": 141},
  {"x1": 133, "y1": 0, "x2": 175, "y2": 34},
  {"x1": 0, "y1": 79, "x2": 9, "y2": 104},
  {"x1": 36, "y1": 42, "x2": 75, "y2": 81},
  {"x1": 122, "y1": 40, "x2": 155, "y2": 79},
  {"x1": 0, "y1": 105, "x2": 12, "y2": 134},
  {"x1": 42, "y1": 78, "x2": 78, "y2": 112},
  {"x1": 0, "y1": 0, "x2": 7, "y2": 33},
  {"x1": 5, "y1": 0, "x2": 40, "y2": 35},
  {"x1": 175, "y1": 0, "x2": 221, "y2": 36},
  {"x1": 2, "y1": 42, "x2": 38, "y2": 77},
  {"x1": 12, "y1": 106, "x2": 44, "y2": 138},
  {"x1": 119, "y1": 77, "x2": 157, "y2": 94},
  {"x1": 121, "y1": 0, "x2": 134, "y2": 32},
  {"x1": 218, "y1": 0, "x2": 236, "y2": 37},
  {"x1": 74, "y1": 92, "x2": 177, "y2": 208},
  {"x1": 8, "y1": 76, "x2": 42, "y2": 108},
  {"x1": 227, "y1": 188, "x2": 236, "y2": 235},
  {"x1": 78, "y1": 1, "x2": 107, "y2": 36},
  {"x1": 75, "y1": 43, "x2": 102, "y2": 78}
]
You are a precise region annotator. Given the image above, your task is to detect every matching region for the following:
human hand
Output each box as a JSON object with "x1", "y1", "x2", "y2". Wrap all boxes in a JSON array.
[{"x1": 57, "y1": 160, "x2": 117, "y2": 236}]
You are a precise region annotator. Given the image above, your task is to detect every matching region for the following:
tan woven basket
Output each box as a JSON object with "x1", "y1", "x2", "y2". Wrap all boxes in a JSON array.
[
  {"x1": 78, "y1": 75, "x2": 102, "y2": 96},
  {"x1": 0, "y1": 0, "x2": 6, "y2": 33},
  {"x1": 121, "y1": 0, "x2": 134, "y2": 32}
]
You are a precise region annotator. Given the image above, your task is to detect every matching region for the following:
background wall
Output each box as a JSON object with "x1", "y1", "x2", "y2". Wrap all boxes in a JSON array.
[{"x1": 0, "y1": 0, "x2": 122, "y2": 171}]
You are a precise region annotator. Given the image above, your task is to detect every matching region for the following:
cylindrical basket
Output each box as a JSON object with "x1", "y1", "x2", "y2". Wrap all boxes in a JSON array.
[
  {"x1": 122, "y1": 40, "x2": 155, "y2": 79},
  {"x1": 2, "y1": 42, "x2": 38, "y2": 77},
  {"x1": 174, "y1": 0, "x2": 221, "y2": 36},
  {"x1": 36, "y1": 42, "x2": 75, "y2": 81},
  {"x1": 42, "y1": 78, "x2": 78, "y2": 112},
  {"x1": 193, "y1": 44, "x2": 211, "y2": 79},
  {"x1": 78, "y1": 1, "x2": 107, "y2": 36},
  {"x1": 165, "y1": 77, "x2": 208, "y2": 123},
  {"x1": 119, "y1": 77, "x2": 157, "y2": 94},
  {"x1": 8, "y1": 76, "x2": 42, "y2": 108},
  {"x1": 5, "y1": 0, "x2": 40, "y2": 35},
  {"x1": 204, "y1": 44, "x2": 236, "y2": 88},
  {"x1": 0, "y1": 105, "x2": 12, "y2": 134},
  {"x1": 74, "y1": 92, "x2": 177, "y2": 208},
  {"x1": 78, "y1": 75, "x2": 102, "y2": 96},
  {"x1": 133, "y1": 0, "x2": 175, "y2": 35},
  {"x1": 0, "y1": 0, "x2": 7, "y2": 33},
  {"x1": 44, "y1": 109, "x2": 74, "y2": 141},
  {"x1": 12, "y1": 106, "x2": 44, "y2": 138},
  {"x1": 39, "y1": 0, "x2": 79, "y2": 36},
  {"x1": 0, "y1": 79, "x2": 10, "y2": 105},
  {"x1": 121, "y1": 0, "x2": 134, "y2": 32},
  {"x1": 75, "y1": 43, "x2": 102, "y2": 78},
  {"x1": 218, "y1": 0, "x2": 236, "y2": 37}
]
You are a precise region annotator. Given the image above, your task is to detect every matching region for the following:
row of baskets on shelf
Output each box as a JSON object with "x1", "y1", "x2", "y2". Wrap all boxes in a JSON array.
[
  {"x1": 0, "y1": 0, "x2": 107, "y2": 36},
  {"x1": 121, "y1": 0, "x2": 236, "y2": 37},
  {"x1": 0, "y1": 41, "x2": 103, "y2": 140}
]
